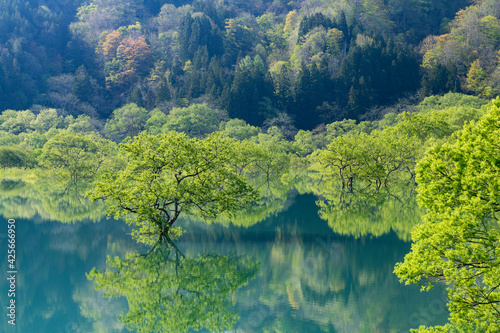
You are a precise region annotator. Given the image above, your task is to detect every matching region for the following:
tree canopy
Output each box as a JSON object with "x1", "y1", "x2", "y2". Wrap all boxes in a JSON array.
[
  {"x1": 88, "y1": 131, "x2": 258, "y2": 244},
  {"x1": 0, "y1": 0, "x2": 482, "y2": 130},
  {"x1": 395, "y1": 99, "x2": 500, "y2": 332},
  {"x1": 38, "y1": 130, "x2": 117, "y2": 179}
]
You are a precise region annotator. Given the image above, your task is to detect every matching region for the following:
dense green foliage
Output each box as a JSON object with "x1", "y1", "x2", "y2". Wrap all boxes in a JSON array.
[
  {"x1": 395, "y1": 99, "x2": 500, "y2": 332},
  {"x1": 3, "y1": 0, "x2": 496, "y2": 131},
  {"x1": 0, "y1": 146, "x2": 29, "y2": 168},
  {"x1": 88, "y1": 131, "x2": 259, "y2": 244},
  {"x1": 0, "y1": 177, "x2": 107, "y2": 223},
  {"x1": 88, "y1": 243, "x2": 259, "y2": 333},
  {"x1": 308, "y1": 93, "x2": 488, "y2": 191}
]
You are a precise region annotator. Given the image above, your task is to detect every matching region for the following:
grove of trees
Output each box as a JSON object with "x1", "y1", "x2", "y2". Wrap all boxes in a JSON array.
[
  {"x1": 2, "y1": 0, "x2": 500, "y2": 330},
  {"x1": 395, "y1": 99, "x2": 500, "y2": 332},
  {"x1": 2, "y1": 0, "x2": 497, "y2": 132}
]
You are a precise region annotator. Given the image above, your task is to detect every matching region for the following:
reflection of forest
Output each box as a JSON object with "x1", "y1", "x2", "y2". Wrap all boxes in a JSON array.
[
  {"x1": 0, "y1": 169, "x2": 421, "y2": 242},
  {"x1": 191, "y1": 171, "x2": 422, "y2": 243},
  {"x1": 0, "y1": 177, "x2": 106, "y2": 223},
  {"x1": 0, "y1": 168, "x2": 432, "y2": 332},
  {"x1": 0, "y1": 189, "x2": 447, "y2": 332},
  {"x1": 0, "y1": 214, "x2": 141, "y2": 333},
  {"x1": 178, "y1": 220, "x2": 448, "y2": 333},
  {"x1": 89, "y1": 241, "x2": 259, "y2": 333},
  {"x1": 295, "y1": 174, "x2": 422, "y2": 241}
]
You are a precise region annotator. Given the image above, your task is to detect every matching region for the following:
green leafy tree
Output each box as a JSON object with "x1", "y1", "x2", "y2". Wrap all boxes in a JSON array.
[
  {"x1": 17, "y1": 128, "x2": 61, "y2": 150},
  {"x1": 311, "y1": 132, "x2": 374, "y2": 190},
  {"x1": 220, "y1": 118, "x2": 261, "y2": 141},
  {"x1": 313, "y1": 105, "x2": 475, "y2": 192},
  {"x1": 31, "y1": 109, "x2": 64, "y2": 133},
  {"x1": 0, "y1": 146, "x2": 28, "y2": 168},
  {"x1": 251, "y1": 128, "x2": 291, "y2": 185},
  {"x1": 292, "y1": 130, "x2": 320, "y2": 158},
  {"x1": 88, "y1": 131, "x2": 258, "y2": 244},
  {"x1": 395, "y1": 99, "x2": 500, "y2": 332},
  {"x1": 144, "y1": 108, "x2": 168, "y2": 135},
  {"x1": 325, "y1": 119, "x2": 359, "y2": 140},
  {"x1": 104, "y1": 103, "x2": 150, "y2": 141},
  {"x1": 88, "y1": 243, "x2": 259, "y2": 333},
  {"x1": 0, "y1": 110, "x2": 35, "y2": 134},
  {"x1": 38, "y1": 131, "x2": 117, "y2": 179},
  {"x1": 162, "y1": 103, "x2": 227, "y2": 137},
  {"x1": 67, "y1": 115, "x2": 99, "y2": 134},
  {"x1": 480, "y1": 15, "x2": 500, "y2": 47}
]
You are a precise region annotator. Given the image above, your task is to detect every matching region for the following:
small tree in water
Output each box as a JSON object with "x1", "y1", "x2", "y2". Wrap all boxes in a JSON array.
[{"x1": 88, "y1": 131, "x2": 257, "y2": 244}]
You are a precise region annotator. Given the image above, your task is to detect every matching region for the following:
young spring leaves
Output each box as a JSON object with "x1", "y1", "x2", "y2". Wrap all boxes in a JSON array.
[
  {"x1": 88, "y1": 131, "x2": 258, "y2": 244},
  {"x1": 394, "y1": 99, "x2": 500, "y2": 332}
]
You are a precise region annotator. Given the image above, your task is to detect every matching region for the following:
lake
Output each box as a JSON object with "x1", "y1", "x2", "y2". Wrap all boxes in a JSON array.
[{"x1": 0, "y1": 181, "x2": 449, "y2": 333}]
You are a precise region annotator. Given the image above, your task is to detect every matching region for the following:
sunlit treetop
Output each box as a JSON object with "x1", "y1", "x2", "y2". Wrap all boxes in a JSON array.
[
  {"x1": 395, "y1": 98, "x2": 500, "y2": 332},
  {"x1": 88, "y1": 131, "x2": 258, "y2": 244}
]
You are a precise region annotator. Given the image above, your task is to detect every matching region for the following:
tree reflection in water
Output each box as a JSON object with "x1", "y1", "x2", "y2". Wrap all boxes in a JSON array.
[
  {"x1": 87, "y1": 238, "x2": 259, "y2": 333},
  {"x1": 0, "y1": 176, "x2": 106, "y2": 222},
  {"x1": 312, "y1": 179, "x2": 422, "y2": 241}
]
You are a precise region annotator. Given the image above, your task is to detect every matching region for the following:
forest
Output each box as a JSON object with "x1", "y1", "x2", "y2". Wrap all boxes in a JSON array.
[
  {"x1": 2, "y1": 0, "x2": 500, "y2": 332},
  {"x1": 1, "y1": 0, "x2": 499, "y2": 131}
]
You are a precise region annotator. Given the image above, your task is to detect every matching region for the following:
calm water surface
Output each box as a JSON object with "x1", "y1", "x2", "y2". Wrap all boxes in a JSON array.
[{"x1": 0, "y1": 191, "x2": 449, "y2": 333}]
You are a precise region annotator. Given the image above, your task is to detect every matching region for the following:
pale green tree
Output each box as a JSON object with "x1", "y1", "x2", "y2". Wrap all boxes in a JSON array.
[
  {"x1": 162, "y1": 103, "x2": 227, "y2": 137},
  {"x1": 144, "y1": 109, "x2": 168, "y2": 135},
  {"x1": 466, "y1": 59, "x2": 492, "y2": 98},
  {"x1": 38, "y1": 131, "x2": 117, "y2": 179},
  {"x1": 19, "y1": 128, "x2": 61, "y2": 150},
  {"x1": 67, "y1": 115, "x2": 100, "y2": 134},
  {"x1": 395, "y1": 99, "x2": 500, "y2": 332},
  {"x1": 480, "y1": 15, "x2": 500, "y2": 46},
  {"x1": 31, "y1": 109, "x2": 64, "y2": 133},
  {"x1": 310, "y1": 132, "x2": 371, "y2": 190},
  {"x1": 251, "y1": 128, "x2": 291, "y2": 185},
  {"x1": 220, "y1": 118, "x2": 261, "y2": 141},
  {"x1": 312, "y1": 125, "x2": 420, "y2": 190},
  {"x1": 88, "y1": 131, "x2": 258, "y2": 244},
  {"x1": 104, "y1": 103, "x2": 150, "y2": 141},
  {"x1": 292, "y1": 130, "x2": 318, "y2": 157}
]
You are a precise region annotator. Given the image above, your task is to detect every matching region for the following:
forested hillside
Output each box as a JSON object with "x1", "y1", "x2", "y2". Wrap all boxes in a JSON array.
[
  {"x1": 3, "y1": 2, "x2": 500, "y2": 331},
  {"x1": 2, "y1": 0, "x2": 499, "y2": 130}
]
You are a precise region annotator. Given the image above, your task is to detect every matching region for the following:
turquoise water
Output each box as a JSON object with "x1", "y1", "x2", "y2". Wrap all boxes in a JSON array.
[{"x1": 0, "y1": 192, "x2": 449, "y2": 333}]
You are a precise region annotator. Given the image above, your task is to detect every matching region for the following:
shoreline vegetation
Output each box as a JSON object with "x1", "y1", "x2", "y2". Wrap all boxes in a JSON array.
[
  {"x1": 2, "y1": 0, "x2": 500, "y2": 330},
  {"x1": 0, "y1": 93, "x2": 489, "y2": 230},
  {"x1": 2, "y1": 94, "x2": 500, "y2": 332}
]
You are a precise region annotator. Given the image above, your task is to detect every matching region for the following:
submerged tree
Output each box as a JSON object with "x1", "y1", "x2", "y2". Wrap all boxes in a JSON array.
[
  {"x1": 310, "y1": 129, "x2": 418, "y2": 191},
  {"x1": 395, "y1": 99, "x2": 500, "y2": 332},
  {"x1": 87, "y1": 242, "x2": 259, "y2": 333},
  {"x1": 88, "y1": 131, "x2": 258, "y2": 244}
]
